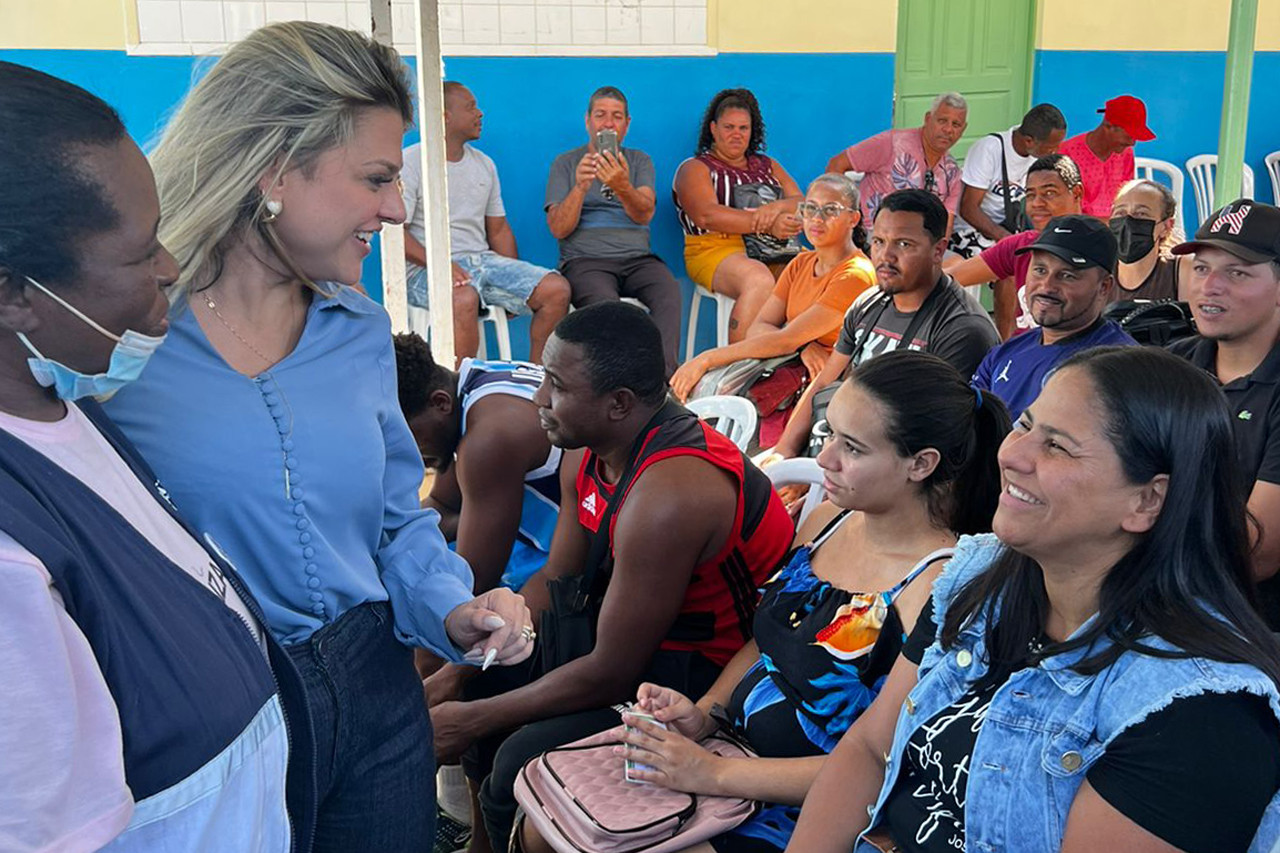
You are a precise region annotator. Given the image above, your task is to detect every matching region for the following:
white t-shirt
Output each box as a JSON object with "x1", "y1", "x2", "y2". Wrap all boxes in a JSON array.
[
  {"x1": 402, "y1": 142, "x2": 506, "y2": 260},
  {"x1": 0, "y1": 403, "x2": 263, "y2": 852},
  {"x1": 955, "y1": 128, "x2": 1036, "y2": 238}
]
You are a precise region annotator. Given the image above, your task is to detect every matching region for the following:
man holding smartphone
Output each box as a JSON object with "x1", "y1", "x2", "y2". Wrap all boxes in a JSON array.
[{"x1": 546, "y1": 86, "x2": 683, "y2": 375}]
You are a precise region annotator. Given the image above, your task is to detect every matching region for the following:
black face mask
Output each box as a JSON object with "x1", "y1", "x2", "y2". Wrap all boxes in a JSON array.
[{"x1": 1109, "y1": 216, "x2": 1158, "y2": 263}]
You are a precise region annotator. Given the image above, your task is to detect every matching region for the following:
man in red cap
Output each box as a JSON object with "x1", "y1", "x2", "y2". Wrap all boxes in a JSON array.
[{"x1": 1058, "y1": 94, "x2": 1155, "y2": 218}]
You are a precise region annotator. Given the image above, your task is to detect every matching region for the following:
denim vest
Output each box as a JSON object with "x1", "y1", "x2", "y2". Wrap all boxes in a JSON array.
[{"x1": 859, "y1": 533, "x2": 1280, "y2": 853}]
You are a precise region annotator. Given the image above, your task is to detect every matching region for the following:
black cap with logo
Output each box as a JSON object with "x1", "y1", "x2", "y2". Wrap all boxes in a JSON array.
[
  {"x1": 1171, "y1": 199, "x2": 1280, "y2": 264},
  {"x1": 1014, "y1": 214, "x2": 1119, "y2": 272}
]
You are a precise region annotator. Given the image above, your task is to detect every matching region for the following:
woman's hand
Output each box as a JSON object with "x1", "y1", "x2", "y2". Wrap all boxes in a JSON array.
[
  {"x1": 618, "y1": 715, "x2": 727, "y2": 794},
  {"x1": 670, "y1": 356, "x2": 711, "y2": 403},
  {"x1": 770, "y1": 211, "x2": 802, "y2": 240},
  {"x1": 444, "y1": 587, "x2": 534, "y2": 666},
  {"x1": 635, "y1": 682, "x2": 709, "y2": 739}
]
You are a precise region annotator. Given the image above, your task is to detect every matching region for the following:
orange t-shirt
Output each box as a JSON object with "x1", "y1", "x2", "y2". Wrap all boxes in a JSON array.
[{"x1": 771, "y1": 250, "x2": 876, "y2": 349}]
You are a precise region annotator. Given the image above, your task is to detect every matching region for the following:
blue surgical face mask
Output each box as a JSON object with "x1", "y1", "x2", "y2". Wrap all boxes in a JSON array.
[{"x1": 15, "y1": 276, "x2": 167, "y2": 401}]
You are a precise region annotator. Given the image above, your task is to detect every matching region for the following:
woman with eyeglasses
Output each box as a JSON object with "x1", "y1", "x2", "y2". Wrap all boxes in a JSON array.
[{"x1": 670, "y1": 173, "x2": 874, "y2": 405}]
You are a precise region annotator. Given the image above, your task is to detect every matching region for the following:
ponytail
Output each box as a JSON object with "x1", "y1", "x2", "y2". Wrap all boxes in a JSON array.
[{"x1": 949, "y1": 389, "x2": 1013, "y2": 535}]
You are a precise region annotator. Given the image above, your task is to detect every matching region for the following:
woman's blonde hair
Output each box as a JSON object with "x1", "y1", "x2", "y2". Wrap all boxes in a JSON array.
[{"x1": 150, "y1": 21, "x2": 414, "y2": 298}]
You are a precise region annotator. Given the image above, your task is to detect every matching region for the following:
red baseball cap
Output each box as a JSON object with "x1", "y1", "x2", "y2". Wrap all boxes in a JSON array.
[{"x1": 1098, "y1": 95, "x2": 1155, "y2": 142}]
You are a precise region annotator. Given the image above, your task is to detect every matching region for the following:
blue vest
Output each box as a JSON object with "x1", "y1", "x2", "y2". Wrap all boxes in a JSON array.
[
  {"x1": 0, "y1": 401, "x2": 316, "y2": 851},
  {"x1": 861, "y1": 533, "x2": 1280, "y2": 853}
]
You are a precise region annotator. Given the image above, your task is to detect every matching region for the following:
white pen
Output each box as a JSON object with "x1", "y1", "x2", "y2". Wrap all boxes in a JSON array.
[{"x1": 481, "y1": 647, "x2": 498, "y2": 671}]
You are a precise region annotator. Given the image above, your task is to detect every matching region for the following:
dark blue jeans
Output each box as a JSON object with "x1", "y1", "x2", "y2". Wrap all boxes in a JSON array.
[{"x1": 286, "y1": 602, "x2": 435, "y2": 853}]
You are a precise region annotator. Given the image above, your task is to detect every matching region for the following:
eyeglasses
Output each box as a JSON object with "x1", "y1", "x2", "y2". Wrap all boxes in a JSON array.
[{"x1": 797, "y1": 201, "x2": 851, "y2": 220}]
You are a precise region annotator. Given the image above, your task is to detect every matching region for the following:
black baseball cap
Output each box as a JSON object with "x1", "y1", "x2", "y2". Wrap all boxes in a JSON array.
[
  {"x1": 1171, "y1": 199, "x2": 1280, "y2": 264},
  {"x1": 1014, "y1": 214, "x2": 1118, "y2": 271}
]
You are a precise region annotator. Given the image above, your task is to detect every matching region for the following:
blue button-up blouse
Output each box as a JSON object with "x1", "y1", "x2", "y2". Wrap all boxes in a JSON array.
[{"x1": 106, "y1": 283, "x2": 473, "y2": 656}]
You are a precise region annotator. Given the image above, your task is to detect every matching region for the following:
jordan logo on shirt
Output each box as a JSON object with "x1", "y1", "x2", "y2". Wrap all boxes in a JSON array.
[{"x1": 995, "y1": 360, "x2": 1012, "y2": 384}]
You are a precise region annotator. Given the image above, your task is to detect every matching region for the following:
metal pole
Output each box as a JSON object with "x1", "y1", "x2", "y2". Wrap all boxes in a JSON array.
[
  {"x1": 370, "y1": 0, "x2": 408, "y2": 334},
  {"x1": 1215, "y1": 0, "x2": 1257, "y2": 204},
  {"x1": 413, "y1": 0, "x2": 456, "y2": 360}
]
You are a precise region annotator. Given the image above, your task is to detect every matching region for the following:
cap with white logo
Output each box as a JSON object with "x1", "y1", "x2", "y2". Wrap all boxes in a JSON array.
[
  {"x1": 1015, "y1": 214, "x2": 1119, "y2": 272},
  {"x1": 1171, "y1": 199, "x2": 1280, "y2": 265}
]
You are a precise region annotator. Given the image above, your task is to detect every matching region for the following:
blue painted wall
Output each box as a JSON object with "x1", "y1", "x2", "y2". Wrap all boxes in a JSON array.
[{"x1": 3, "y1": 46, "x2": 1277, "y2": 357}]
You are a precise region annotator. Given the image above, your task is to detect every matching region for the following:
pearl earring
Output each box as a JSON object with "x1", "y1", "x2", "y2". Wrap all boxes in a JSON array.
[{"x1": 263, "y1": 198, "x2": 283, "y2": 223}]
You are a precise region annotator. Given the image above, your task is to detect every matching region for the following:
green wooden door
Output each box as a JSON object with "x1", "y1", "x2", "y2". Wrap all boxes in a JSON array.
[{"x1": 894, "y1": 0, "x2": 1037, "y2": 160}]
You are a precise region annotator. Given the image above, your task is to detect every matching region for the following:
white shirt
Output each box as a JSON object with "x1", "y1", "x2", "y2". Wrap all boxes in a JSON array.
[{"x1": 956, "y1": 128, "x2": 1037, "y2": 238}]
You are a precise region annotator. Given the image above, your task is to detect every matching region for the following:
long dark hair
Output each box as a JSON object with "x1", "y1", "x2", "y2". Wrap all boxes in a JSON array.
[
  {"x1": 695, "y1": 88, "x2": 766, "y2": 156},
  {"x1": 941, "y1": 346, "x2": 1280, "y2": 689},
  {"x1": 0, "y1": 61, "x2": 127, "y2": 287},
  {"x1": 850, "y1": 351, "x2": 1011, "y2": 535}
]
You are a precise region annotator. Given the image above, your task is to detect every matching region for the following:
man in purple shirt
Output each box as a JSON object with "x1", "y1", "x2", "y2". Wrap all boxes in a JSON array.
[{"x1": 827, "y1": 92, "x2": 968, "y2": 234}]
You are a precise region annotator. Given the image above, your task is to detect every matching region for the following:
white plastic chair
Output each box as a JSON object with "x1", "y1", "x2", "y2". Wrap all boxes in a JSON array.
[
  {"x1": 407, "y1": 303, "x2": 512, "y2": 361},
  {"x1": 1185, "y1": 154, "x2": 1256, "y2": 226},
  {"x1": 764, "y1": 457, "x2": 825, "y2": 527},
  {"x1": 685, "y1": 288, "x2": 734, "y2": 360},
  {"x1": 1133, "y1": 157, "x2": 1186, "y2": 225},
  {"x1": 686, "y1": 395, "x2": 758, "y2": 452},
  {"x1": 1265, "y1": 151, "x2": 1280, "y2": 206}
]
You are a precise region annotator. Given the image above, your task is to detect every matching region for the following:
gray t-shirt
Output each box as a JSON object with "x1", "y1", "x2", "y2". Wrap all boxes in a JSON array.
[
  {"x1": 834, "y1": 275, "x2": 1000, "y2": 380},
  {"x1": 402, "y1": 142, "x2": 505, "y2": 260},
  {"x1": 544, "y1": 144, "x2": 655, "y2": 263}
]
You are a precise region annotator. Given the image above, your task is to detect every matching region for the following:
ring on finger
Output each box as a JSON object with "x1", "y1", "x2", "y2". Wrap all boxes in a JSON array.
[{"x1": 521, "y1": 625, "x2": 536, "y2": 643}]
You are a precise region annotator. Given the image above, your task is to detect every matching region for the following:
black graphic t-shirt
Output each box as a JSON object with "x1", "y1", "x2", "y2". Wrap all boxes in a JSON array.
[{"x1": 885, "y1": 599, "x2": 1280, "y2": 853}]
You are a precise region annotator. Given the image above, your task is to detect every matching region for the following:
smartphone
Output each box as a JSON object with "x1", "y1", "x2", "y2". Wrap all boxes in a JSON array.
[
  {"x1": 595, "y1": 128, "x2": 619, "y2": 158},
  {"x1": 622, "y1": 706, "x2": 666, "y2": 784}
]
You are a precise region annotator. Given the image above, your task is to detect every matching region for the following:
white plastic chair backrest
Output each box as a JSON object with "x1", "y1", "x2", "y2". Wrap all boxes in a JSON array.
[
  {"x1": 764, "y1": 457, "x2": 825, "y2": 527},
  {"x1": 1133, "y1": 157, "x2": 1186, "y2": 229},
  {"x1": 1186, "y1": 154, "x2": 1256, "y2": 225},
  {"x1": 1266, "y1": 151, "x2": 1280, "y2": 206},
  {"x1": 686, "y1": 395, "x2": 757, "y2": 452}
]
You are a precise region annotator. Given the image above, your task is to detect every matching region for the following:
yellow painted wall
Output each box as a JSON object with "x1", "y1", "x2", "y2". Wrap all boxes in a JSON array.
[
  {"x1": 1, "y1": 0, "x2": 128, "y2": 50},
  {"x1": 1038, "y1": 0, "x2": 1280, "y2": 51},
  {"x1": 4, "y1": 0, "x2": 1280, "y2": 53},
  {"x1": 713, "y1": 0, "x2": 897, "y2": 52}
]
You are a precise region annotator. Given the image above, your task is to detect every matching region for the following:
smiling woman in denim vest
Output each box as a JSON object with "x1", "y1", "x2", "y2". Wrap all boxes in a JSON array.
[{"x1": 786, "y1": 346, "x2": 1280, "y2": 853}]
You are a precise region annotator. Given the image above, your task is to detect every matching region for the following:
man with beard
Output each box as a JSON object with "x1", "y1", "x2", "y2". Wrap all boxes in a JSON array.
[
  {"x1": 773, "y1": 189, "x2": 999, "y2": 458},
  {"x1": 430, "y1": 303, "x2": 793, "y2": 851},
  {"x1": 971, "y1": 215, "x2": 1135, "y2": 419}
]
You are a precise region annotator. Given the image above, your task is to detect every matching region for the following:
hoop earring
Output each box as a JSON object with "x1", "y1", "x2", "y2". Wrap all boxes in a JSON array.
[{"x1": 263, "y1": 198, "x2": 283, "y2": 224}]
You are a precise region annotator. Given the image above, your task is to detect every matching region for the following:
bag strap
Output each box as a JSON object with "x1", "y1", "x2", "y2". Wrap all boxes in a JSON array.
[
  {"x1": 577, "y1": 400, "x2": 694, "y2": 608},
  {"x1": 896, "y1": 275, "x2": 949, "y2": 357},
  {"x1": 990, "y1": 132, "x2": 1017, "y2": 229}
]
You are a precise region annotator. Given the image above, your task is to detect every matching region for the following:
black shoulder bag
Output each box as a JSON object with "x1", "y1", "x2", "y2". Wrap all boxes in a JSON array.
[
  {"x1": 991, "y1": 132, "x2": 1031, "y2": 234},
  {"x1": 537, "y1": 401, "x2": 695, "y2": 674}
]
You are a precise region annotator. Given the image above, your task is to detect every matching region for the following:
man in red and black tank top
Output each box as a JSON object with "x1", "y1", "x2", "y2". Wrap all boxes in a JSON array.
[{"x1": 435, "y1": 303, "x2": 791, "y2": 852}]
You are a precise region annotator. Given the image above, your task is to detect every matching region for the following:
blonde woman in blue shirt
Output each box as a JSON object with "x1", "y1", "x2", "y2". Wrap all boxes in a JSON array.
[{"x1": 106, "y1": 22, "x2": 534, "y2": 853}]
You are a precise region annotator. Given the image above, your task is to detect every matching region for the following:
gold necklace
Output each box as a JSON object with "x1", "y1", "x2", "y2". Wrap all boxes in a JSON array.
[{"x1": 201, "y1": 291, "x2": 277, "y2": 366}]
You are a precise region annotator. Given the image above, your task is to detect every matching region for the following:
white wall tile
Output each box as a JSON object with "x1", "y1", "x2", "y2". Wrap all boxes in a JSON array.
[
  {"x1": 462, "y1": 4, "x2": 500, "y2": 42},
  {"x1": 500, "y1": 5, "x2": 535, "y2": 42},
  {"x1": 224, "y1": 1, "x2": 266, "y2": 40},
  {"x1": 391, "y1": 2, "x2": 415, "y2": 37},
  {"x1": 346, "y1": 2, "x2": 373, "y2": 34},
  {"x1": 265, "y1": 1, "x2": 307, "y2": 22},
  {"x1": 137, "y1": 0, "x2": 185, "y2": 42},
  {"x1": 181, "y1": 0, "x2": 225, "y2": 42},
  {"x1": 535, "y1": 4, "x2": 571, "y2": 44},
  {"x1": 673, "y1": 0, "x2": 702, "y2": 6},
  {"x1": 439, "y1": 3, "x2": 463, "y2": 43},
  {"x1": 605, "y1": 3, "x2": 639, "y2": 44},
  {"x1": 305, "y1": 0, "x2": 348, "y2": 27},
  {"x1": 639, "y1": 0, "x2": 673, "y2": 6},
  {"x1": 639, "y1": 6, "x2": 672, "y2": 44},
  {"x1": 570, "y1": 0, "x2": 604, "y2": 6},
  {"x1": 570, "y1": 5, "x2": 605, "y2": 43},
  {"x1": 673, "y1": 5, "x2": 704, "y2": 44}
]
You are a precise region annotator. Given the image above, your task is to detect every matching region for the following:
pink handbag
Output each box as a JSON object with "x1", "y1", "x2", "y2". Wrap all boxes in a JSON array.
[{"x1": 514, "y1": 727, "x2": 758, "y2": 853}]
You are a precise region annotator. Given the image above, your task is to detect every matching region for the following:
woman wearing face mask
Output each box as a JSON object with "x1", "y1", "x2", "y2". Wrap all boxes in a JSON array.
[
  {"x1": 1109, "y1": 178, "x2": 1192, "y2": 301},
  {"x1": 521, "y1": 351, "x2": 1010, "y2": 853},
  {"x1": 0, "y1": 62, "x2": 304, "y2": 853},
  {"x1": 103, "y1": 22, "x2": 535, "y2": 853},
  {"x1": 786, "y1": 347, "x2": 1280, "y2": 853}
]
